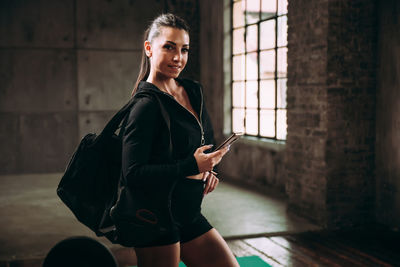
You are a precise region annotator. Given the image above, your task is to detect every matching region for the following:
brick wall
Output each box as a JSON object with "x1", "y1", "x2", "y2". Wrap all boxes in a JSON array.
[
  {"x1": 325, "y1": 0, "x2": 377, "y2": 226},
  {"x1": 285, "y1": 0, "x2": 330, "y2": 224},
  {"x1": 199, "y1": 0, "x2": 287, "y2": 193},
  {"x1": 376, "y1": 0, "x2": 400, "y2": 228},
  {"x1": 286, "y1": 0, "x2": 377, "y2": 227}
]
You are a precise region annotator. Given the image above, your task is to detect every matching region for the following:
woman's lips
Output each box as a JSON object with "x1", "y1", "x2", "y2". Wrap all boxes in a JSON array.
[{"x1": 169, "y1": 65, "x2": 181, "y2": 71}]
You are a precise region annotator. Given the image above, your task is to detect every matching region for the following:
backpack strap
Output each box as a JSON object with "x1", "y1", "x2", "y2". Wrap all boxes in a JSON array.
[
  {"x1": 100, "y1": 97, "x2": 136, "y2": 139},
  {"x1": 117, "y1": 92, "x2": 172, "y2": 156}
]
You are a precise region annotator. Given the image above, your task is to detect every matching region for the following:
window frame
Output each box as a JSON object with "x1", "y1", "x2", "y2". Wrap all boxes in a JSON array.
[{"x1": 230, "y1": 0, "x2": 287, "y2": 141}]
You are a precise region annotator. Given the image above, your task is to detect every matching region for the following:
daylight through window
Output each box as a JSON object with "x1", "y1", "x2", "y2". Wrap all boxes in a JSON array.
[{"x1": 231, "y1": 0, "x2": 287, "y2": 140}]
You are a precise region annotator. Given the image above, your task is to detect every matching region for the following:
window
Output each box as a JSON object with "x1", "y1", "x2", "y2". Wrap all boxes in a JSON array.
[{"x1": 231, "y1": 0, "x2": 287, "y2": 140}]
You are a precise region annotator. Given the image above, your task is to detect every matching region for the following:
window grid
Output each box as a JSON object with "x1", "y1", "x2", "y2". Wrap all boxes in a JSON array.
[{"x1": 231, "y1": 0, "x2": 287, "y2": 140}]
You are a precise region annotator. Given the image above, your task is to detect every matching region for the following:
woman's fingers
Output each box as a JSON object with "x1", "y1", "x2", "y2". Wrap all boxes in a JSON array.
[
  {"x1": 194, "y1": 144, "x2": 230, "y2": 173},
  {"x1": 209, "y1": 146, "x2": 230, "y2": 166},
  {"x1": 208, "y1": 175, "x2": 219, "y2": 194},
  {"x1": 196, "y1": 144, "x2": 214, "y2": 153},
  {"x1": 203, "y1": 172, "x2": 211, "y2": 195},
  {"x1": 203, "y1": 172, "x2": 219, "y2": 196},
  {"x1": 210, "y1": 145, "x2": 230, "y2": 158}
]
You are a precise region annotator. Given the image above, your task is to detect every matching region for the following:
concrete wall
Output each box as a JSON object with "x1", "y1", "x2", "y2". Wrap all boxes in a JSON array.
[
  {"x1": 0, "y1": 0, "x2": 78, "y2": 174},
  {"x1": 376, "y1": 0, "x2": 400, "y2": 228},
  {"x1": 0, "y1": 0, "x2": 199, "y2": 174}
]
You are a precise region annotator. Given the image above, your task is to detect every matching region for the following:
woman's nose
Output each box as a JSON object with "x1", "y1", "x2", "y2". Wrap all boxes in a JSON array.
[{"x1": 173, "y1": 52, "x2": 182, "y2": 61}]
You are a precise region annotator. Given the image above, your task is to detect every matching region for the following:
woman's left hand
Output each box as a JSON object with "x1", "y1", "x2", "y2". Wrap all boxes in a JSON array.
[{"x1": 203, "y1": 171, "x2": 219, "y2": 196}]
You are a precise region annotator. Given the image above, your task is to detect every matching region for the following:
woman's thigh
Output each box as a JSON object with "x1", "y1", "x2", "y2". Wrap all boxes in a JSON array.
[
  {"x1": 134, "y1": 242, "x2": 180, "y2": 267},
  {"x1": 180, "y1": 228, "x2": 239, "y2": 267}
]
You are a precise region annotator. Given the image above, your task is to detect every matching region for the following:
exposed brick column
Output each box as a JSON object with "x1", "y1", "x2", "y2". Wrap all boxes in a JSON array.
[{"x1": 286, "y1": 0, "x2": 377, "y2": 227}]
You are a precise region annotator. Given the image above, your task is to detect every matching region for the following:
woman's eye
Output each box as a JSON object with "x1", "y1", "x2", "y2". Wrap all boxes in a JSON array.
[
  {"x1": 182, "y1": 48, "x2": 189, "y2": 53},
  {"x1": 163, "y1": 45, "x2": 174, "y2": 50}
]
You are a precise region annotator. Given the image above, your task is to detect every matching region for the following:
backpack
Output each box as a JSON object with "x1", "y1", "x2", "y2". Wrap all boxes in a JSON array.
[{"x1": 57, "y1": 91, "x2": 170, "y2": 243}]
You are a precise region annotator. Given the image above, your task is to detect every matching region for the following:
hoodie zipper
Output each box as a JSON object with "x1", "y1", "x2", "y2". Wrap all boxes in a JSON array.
[{"x1": 160, "y1": 89, "x2": 205, "y2": 146}]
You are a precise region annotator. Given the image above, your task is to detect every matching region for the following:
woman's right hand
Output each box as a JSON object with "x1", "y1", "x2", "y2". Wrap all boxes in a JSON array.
[{"x1": 193, "y1": 144, "x2": 230, "y2": 173}]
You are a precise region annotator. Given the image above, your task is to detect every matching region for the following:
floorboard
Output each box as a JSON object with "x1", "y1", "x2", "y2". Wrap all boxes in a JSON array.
[{"x1": 227, "y1": 228, "x2": 400, "y2": 267}]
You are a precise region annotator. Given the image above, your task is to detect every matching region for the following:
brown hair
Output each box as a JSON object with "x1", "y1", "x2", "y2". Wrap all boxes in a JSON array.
[{"x1": 131, "y1": 13, "x2": 190, "y2": 96}]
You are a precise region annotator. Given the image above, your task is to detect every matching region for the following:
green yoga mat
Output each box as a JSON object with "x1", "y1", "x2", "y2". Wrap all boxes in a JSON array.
[{"x1": 131, "y1": 255, "x2": 271, "y2": 267}]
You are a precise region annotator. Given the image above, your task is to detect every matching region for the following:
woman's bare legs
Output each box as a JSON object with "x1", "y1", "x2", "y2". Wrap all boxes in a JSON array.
[
  {"x1": 134, "y1": 242, "x2": 180, "y2": 267},
  {"x1": 180, "y1": 228, "x2": 239, "y2": 267}
]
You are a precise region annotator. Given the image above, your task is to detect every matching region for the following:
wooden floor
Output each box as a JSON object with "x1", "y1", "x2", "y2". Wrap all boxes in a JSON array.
[
  {"x1": 227, "y1": 228, "x2": 400, "y2": 267},
  {"x1": 2, "y1": 228, "x2": 399, "y2": 267}
]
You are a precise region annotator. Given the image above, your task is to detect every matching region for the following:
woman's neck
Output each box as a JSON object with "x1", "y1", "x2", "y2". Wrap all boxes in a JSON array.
[{"x1": 146, "y1": 71, "x2": 181, "y2": 96}]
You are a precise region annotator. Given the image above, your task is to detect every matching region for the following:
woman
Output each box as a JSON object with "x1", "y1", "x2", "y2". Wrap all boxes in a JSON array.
[{"x1": 119, "y1": 14, "x2": 239, "y2": 267}]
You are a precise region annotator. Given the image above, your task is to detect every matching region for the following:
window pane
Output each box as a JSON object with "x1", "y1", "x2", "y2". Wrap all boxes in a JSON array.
[
  {"x1": 233, "y1": 28, "x2": 245, "y2": 55},
  {"x1": 233, "y1": 1, "x2": 245, "y2": 28},
  {"x1": 277, "y1": 78, "x2": 287, "y2": 108},
  {"x1": 246, "y1": 81, "x2": 258, "y2": 108},
  {"x1": 245, "y1": 109, "x2": 258, "y2": 135},
  {"x1": 260, "y1": 20, "x2": 276, "y2": 50},
  {"x1": 246, "y1": 52, "x2": 258, "y2": 80},
  {"x1": 246, "y1": 24, "x2": 258, "y2": 52},
  {"x1": 260, "y1": 109, "x2": 275, "y2": 137},
  {"x1": 261, "y1": 0, "x2": 276, "y2": 19},
  {"x1": 277, "y1": 47, "x2": 287, "y2": 78},
  {"x1": 260, "y1": 50, "x2": 275, "y2": 79},
  {"x1": 277, "y1": 16, "x2": 287, "y2": 47},
  {"x1": 232, "y1": 108, "x2": 245, "y2": 133},
  {"x1": 278, "y1": 0, "x2": 288, "y2": 15},
  {"x1": 260, "y1": 80, "x2": 275, "y2": 108},
  {"x1": 231, "y1": 0, "x2": 287, "y2": 140},
  {"x1": 246, "y1": 0, "x2": 260, "y2": 24},
  {"x1": 277, "y1": 109, "x2": 287, "y2": 140},
  {"x1": 232, "y1": 82, "x2": 245, "y2": 108},
  {"x1": 233, "y1": 55, "x2": 245, "y2": 81}
]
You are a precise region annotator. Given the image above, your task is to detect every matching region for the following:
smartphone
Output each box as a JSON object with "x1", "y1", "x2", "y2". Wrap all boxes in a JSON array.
[{"x1": 215, "y1": 132, "x2": 243, "y2": 151}]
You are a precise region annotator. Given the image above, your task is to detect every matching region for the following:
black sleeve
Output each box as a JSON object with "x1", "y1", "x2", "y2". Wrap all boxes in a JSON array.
[
  {"x1": 202, "y1": 105, "x2": 219, "y2": 173},
  {"x1": 202, "y1": 104, "x2": 216, "y2": 147},
  {"x1": 121, "y1": 95, "x2": 199, "y2": 187}
]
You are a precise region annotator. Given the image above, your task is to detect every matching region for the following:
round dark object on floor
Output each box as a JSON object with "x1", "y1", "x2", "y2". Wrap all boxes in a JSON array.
[{"x1": 42, "y1": 236, "x2": 117, "y2": 267}]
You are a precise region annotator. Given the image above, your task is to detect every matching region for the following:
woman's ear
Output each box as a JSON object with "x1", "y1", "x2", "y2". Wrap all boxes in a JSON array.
[{"x1": 144, "y1": 41, "x2": 152, "y2": 57}]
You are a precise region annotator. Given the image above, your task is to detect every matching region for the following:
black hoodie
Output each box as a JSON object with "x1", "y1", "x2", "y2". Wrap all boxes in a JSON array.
[{"x1": 121, "y1": 78, "x2": 215, "y2": 198}]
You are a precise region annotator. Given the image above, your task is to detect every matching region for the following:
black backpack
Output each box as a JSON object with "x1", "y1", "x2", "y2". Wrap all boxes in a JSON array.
[{"x1": 57, "y1": 91, "x2": 170, "y2": 243}]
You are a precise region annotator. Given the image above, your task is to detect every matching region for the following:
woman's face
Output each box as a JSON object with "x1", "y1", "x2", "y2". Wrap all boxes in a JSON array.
[{"x1": 145, "y1": 27, "x2": 190, "y2": 79}]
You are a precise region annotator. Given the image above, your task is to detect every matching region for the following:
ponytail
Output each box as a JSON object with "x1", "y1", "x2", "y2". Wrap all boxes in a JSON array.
[
  {"x1": 131, "y1": 13, "x2": 190, "y2": 96},
  {"x1": 132, "y1": 29, "x2": 150, "y2": 96}
]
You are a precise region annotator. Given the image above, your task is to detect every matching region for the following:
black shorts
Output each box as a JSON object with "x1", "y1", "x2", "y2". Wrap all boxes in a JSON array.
[
  {"x1": 133, "y1": 213, "x2": 213, "y2": 248},
  {"x1": 133, "y1": 178, "x2": 213, "y2": 248}
]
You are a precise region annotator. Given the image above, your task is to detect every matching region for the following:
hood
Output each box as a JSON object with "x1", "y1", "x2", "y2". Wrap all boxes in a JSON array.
[{"x1": 136, "y1": 78, "x2": 201, "y2": 99}]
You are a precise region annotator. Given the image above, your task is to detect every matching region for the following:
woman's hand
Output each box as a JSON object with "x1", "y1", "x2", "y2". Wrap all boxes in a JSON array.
[
  {"x1": 203, "y1": 171, "x2": 219, "y2": 196},
  {"x1": 194, "y1": 145, "x2": 230, "y2": 173}
]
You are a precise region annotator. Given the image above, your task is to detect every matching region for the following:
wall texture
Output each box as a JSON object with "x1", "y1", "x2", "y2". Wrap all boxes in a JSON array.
[
  {"x1": 2, "y1": 0, "x2": 400, "y2": 230},
  {"x1": 376, "y1": 0, "x2": 400, "y2": 228},
  {"x1": 0, "y1": 0, "x2": 199, "y2": 174},
  {"x1": 286, "y1": 0, "x2": 377, "y2": 227},
  {"x1": 285, "y1": 0, "x2": 329, "y2": 224},
  {"x1": 200, "y1": 0, "x2": 399, "y2": 229},
  {"x1": 0, "y1": 0, "x2": 78, "y2": 174},
  {"x1": 199, "y1": 0, "x2": 287, "y2": 193}
]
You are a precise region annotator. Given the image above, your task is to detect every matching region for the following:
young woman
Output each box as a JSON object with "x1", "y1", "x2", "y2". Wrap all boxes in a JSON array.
[{"x1": 119, "y1": 14, "x2": 239, "y2": 267}]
